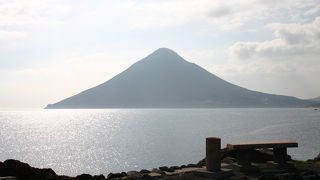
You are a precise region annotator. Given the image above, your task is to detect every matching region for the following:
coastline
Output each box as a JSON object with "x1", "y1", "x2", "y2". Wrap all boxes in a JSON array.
[{"x1": 1, "y1": 149, "x2": 320, "y2": 180}]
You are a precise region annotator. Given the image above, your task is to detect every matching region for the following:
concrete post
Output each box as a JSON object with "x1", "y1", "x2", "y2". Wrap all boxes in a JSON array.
[{"x1": 206, "y1": 137, "x2": 221, "y2": 172}]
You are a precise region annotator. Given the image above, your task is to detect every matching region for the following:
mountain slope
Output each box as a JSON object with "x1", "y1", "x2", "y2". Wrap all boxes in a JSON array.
[
  {"x1": 46, "y1": 48, "x2": 308, "y2": 108},
  {"x1": 307, "y1": 96, "x2": 320, "y2": 102}
]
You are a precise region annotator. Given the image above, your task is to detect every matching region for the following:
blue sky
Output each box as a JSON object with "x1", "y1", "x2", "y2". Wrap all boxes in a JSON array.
[{"x1": 0, "y1": 0, "x2": 320, "y2": 109}]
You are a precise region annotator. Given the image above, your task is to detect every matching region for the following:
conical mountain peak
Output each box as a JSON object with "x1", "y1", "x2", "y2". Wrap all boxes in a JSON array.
[
  {"x1": 46, "y1": 48, "x2": 307, "y2": 109},
  {"x1": 144, "y1": 48, "x2": 186, "y2": 63},
  {"x1": 152, "y1": 48, "x2": 178, "y2": 55}
]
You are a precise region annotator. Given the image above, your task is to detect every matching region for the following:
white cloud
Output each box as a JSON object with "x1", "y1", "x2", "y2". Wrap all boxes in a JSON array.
[
  {"x1": 0, "y1": 30, "x2": 26, "y2": 39},
  {"x1": 217, "y1": 17, "x2": 320, "y2": 98},
  {"x1": 304, "y1": 6, "x2": 320, "y2": 16},
  {"x1": 0, "y1": 0, "x2": 319, "y2": 37},
  {"x1": 229, "y1": 17, "x2": 320, "y2": 61},
  {"x1": 0, "y1": 0, "x2": 70, "y2": 42},
  {"x1": 0, "y1": 0, "x2": 68, "y2": 26},
  {"x1": 78, "y1": 0, "x2": 319, "y2": 30}
]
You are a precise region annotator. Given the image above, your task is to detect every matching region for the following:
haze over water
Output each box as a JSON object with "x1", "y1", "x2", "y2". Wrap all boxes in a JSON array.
[{"x1": 0, "y1": 108, "x2": 319, "y2": 176}]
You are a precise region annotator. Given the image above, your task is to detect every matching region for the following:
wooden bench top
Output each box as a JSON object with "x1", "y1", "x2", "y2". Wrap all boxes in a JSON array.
[{"x1": 227, "y1": 141, "x2": 298, "y2": 150}]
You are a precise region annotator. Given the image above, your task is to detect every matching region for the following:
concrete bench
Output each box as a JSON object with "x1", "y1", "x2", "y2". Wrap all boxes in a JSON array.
[{"x1": 227, "y1": 141, "x2": 298, "y2": 166}]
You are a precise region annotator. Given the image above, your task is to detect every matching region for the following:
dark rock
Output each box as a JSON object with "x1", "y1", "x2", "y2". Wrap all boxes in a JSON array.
[
  {"x1": 222, "y1": 157, "x2": 237, "y2": 164},
  {"x1": 151, "y1": 168, "x2": 165, "y2": 175},
  {"x1": 193, "y1": 170, "x2": 233, "y2": 179},
  {"x1": 180, "y1": 165, "x2": 187, "y2": 168},
  {"x1": 186, "y1": 164, "x2": 198, "y2": 168},
  {"x1": 75, "y1": 174, "x2": 93, "y2": 180},
  {"x1": 0, "y1": 161, "x2": 4, "y2": 176},
  {"x1": 107, "y1": 172, "x2": 126, "y2": 179},
  {"x1": 257, "y1": 174, "x2": 275, "y2": 180},
  {"x1": 93, "y1": 174, "x2": 105, "y2": 180},
  {"x1": 56, "y1": 175, "x2": 75, "y2": 180},
  {"x1": 300, "y1": 171, "x2": 318, "y2": 176},
  {"x1": 197, "y1": 159, "x2": 206, "y2": 167},
  {"x1": 139, "y1": 169, "x2": 150, "y2": 174},
  {"x1": 127, "y1": 171, "x2": 142, "y2": 178},
  {"x1": 159, "y1": 166, "x2": 174, "y2": 172},
  {"x1": 302, "y1": 175, "x2": 319, "y2": 180},
  {"x1": 234, "y1": 175, "x2": 249, "y2": 180},
  {"x1": 289, "y1": 174, "x2": 303, "y2": 180},
  {"x1": 313, "y1": 153, "x2": 320, "y2": 161},
  {"x1": 142, "y1": 174, "x2": 153, "y2": 180},
  {"x1": 276, "y1": 173, "x2": 304, "y2": 180},
  {"x1": 1, "y1": 159, "x2": 59, "y2": 180},
  {"x1": 170, "y1": 166, "x2": 181, "y2": 170},
  {"x1": 39, "y1": 168, "x2": 56, "y2": 177},
  {"x1": 2, "y1": 159, "x2": 42, "y2": 180},
  {"x1": 276, "y1": 173, "x2": 290, "y2": 180},
  {"x1": 159, "y1": 166, "x2": 169, "y2": 171}
]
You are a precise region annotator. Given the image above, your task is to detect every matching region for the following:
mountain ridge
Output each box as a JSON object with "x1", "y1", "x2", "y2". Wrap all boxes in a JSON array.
[{"x1": 46, "y1": 48, "x2": 309, "y2": 109}]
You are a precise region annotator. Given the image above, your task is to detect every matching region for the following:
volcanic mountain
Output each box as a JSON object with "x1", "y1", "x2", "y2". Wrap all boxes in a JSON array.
[{"x1": 46, "y1": 48, "x2": 308, "y2": 108}]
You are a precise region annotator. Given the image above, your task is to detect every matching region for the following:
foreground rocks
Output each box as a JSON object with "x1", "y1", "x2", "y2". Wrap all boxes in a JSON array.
[
  {"x1": 1, "y1": 150, "x2": 320, "y2": 180},
  {"x1": 308, "y1": 153, "x2": 320, "y2": 162}
]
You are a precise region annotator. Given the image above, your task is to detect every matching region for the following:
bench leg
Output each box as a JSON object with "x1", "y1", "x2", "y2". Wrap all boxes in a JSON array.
[
  {"x1": 206, "y1": 137, "x2": 221, "y2": 172},
  {"x1": 273, "y1": 148, "x2": 287, "y2": 164},
  {"x1": 237, "y1": 150, "x2": 251, "y2": 167}
]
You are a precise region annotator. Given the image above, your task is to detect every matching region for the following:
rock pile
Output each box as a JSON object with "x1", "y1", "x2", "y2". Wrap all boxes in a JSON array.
[{"x1": 308, "y1": 153, "x2": 320, "y2": 162}]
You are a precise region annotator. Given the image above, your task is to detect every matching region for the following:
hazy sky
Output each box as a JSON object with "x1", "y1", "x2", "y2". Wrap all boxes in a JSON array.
[{"x1": 0, "y1": 0, "x2": 319, "y2": 109}]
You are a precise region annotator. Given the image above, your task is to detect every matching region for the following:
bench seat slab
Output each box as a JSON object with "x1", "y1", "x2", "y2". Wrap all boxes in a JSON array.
[{"x1": 227, "y1": 141, "x2": 298, "y2": 150}]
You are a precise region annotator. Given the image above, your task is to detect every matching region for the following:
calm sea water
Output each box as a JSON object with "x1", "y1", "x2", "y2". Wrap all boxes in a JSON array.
[{"x1": 0, "y1": 108, "x2": 319, "y2": 176}]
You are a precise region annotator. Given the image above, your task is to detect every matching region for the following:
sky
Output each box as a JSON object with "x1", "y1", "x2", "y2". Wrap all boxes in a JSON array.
[{"x1": 0, "y1": 0, "x2": 319, "y2": 109}]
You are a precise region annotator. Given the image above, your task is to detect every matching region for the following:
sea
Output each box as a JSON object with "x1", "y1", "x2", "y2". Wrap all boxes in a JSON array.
[{"x1": 0, "y1": 108, "x2": 319, "y2": 176}]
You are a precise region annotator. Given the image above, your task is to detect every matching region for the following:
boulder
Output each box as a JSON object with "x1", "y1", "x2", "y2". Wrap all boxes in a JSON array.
[
  {"x1": 221, "y1": 157, "x2": 237, "y2": 164},
  {"x1": 169, "y1": 166, "x2": 181, "y2": 170},
  {"x1": 107, "y1": 172, "x2": 126, "y2": 179},
  {"x1": 2, "y1": 159, "x2": 41, "y2": 180},
  {"x1": 186, "y1": 164, "x2": 199, "y2": 168},
  {"x1": 0, "y1": 161, "x2": 4, "y2": 176},
  {"x1": 159, "y1": 166, "x2": 174, "y2": 172},
  {"x1": 196, "y1": 159, "x2": 205, "y2": 167},
  {"x1": 38, "y1": 168, "x2": 56, "y2": 177},
  {"x1": 141, "y1": 174, "x2": 153, "y2": 180},
  {"x1": 75, "y1": 174, "x2": 93, "y2": 180},
  {"x1": 151, "y1": 168, "x2": 165, "y2": 175},
  {"x1": 139, "y1": 169, "x2": 150, "y2": 174},
  {"x1": 127, "y1": 171, "x2": 142, "y2": 178},
  {"x1": 1, "y1": 159, "x2": 59, "y2": 180},
  {"x1": 93, "y1": 175, "x2": 105, "y2": 180}
]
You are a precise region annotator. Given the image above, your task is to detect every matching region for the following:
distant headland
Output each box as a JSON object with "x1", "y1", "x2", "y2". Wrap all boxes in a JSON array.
[{"x1": 46, "y1": 48, "x2": 314, "y2": 109}]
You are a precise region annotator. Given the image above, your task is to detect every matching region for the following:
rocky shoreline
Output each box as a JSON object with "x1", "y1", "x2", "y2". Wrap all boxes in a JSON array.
[{"x1": 1, "y1": 149, "x2": 320, "y2": 180}]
